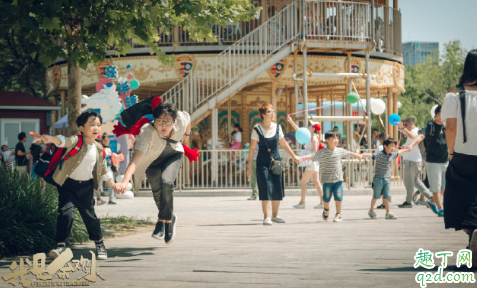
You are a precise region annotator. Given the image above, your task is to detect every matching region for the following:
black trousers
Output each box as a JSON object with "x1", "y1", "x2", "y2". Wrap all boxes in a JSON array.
[
  {"x1": 146, "y1": 144, "x2": 183, "y2": 221},
  {"x1": 56, "y1": 178, "x2": 102, "y2": 243}
]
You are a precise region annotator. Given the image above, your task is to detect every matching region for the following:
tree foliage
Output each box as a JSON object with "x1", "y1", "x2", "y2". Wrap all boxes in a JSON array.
[
  {"x1": 398, "y1": 40, "x2": 467, "y2": 128},
  {"x1": 0, "y1": 0, "x2": 259, "y2": 133},
  {"x1": 0, "y1": 0, "x2": 260, "y2": 69}
]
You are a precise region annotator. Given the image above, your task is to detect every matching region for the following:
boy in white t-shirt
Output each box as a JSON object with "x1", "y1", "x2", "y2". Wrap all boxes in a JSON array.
[{"x1": 40, "y1": 111, "x2": 115, "y2": 260}]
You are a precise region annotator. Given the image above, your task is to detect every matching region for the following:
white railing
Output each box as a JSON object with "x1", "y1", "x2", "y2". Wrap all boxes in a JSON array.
[
  {"x1": 134, "y1": 148, "x2": 405, "y2": 191},
  {"x1": 160, "y1": 1, "x2": 300, "y2": 116},
  {"x1": 305, "y1": 0, "x2": 372, "y2": 42}
]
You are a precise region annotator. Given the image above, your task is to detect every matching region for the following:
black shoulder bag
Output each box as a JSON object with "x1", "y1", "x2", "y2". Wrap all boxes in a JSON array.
[{"x1": 257, "y1": 125, "x2": 285, "y2": 175}]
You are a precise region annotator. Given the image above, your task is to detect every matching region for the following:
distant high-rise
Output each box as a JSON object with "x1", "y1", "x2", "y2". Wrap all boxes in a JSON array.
[{"x1": 403, "y1": 42, "x2": 439, "y2": 67}]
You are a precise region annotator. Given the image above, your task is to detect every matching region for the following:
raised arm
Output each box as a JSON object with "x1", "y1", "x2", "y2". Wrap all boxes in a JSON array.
[
  {"x1": 287, "y1": 115, "x2": 300, "y2": 131},
  {"x1": 398, "y1": 122, "x2": 415, "y2": 139},
  {"x1": 40, "y1": 135, "x2": 62, "y2": 146}
]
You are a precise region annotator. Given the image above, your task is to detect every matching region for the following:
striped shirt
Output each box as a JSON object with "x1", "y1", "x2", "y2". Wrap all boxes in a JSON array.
[
  {"x1": 311, "y1": 148, "x2": 350, "y2": 183},
  {"x1": 372, "y1": 150, "x2": 399, "y2": 179}
]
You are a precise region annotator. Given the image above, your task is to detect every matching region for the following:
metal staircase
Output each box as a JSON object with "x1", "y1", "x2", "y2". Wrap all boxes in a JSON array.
[
  {"x1": 161, "y1": 1, "x2": 300, "y2": 123},
  {"x1": 160, "y1": 0, "x2": 377, "y2": 124}
]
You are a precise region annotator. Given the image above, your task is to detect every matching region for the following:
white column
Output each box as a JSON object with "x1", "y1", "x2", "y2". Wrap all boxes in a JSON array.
[{"x1": 212, "y1": 108, "x2": 219, "y2": 187}]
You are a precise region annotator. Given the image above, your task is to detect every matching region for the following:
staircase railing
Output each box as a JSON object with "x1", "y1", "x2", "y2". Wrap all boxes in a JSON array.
[{"x1": 161, "y1": 1, "x2": 300, "y2": 116}]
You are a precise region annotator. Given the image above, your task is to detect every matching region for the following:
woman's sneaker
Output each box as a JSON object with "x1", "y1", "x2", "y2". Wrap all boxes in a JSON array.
[
  {"x1": 263, "y1": 217, "x2": 272, "y2": 225},
  {"x1": 95, "y1": 241, "x2": 107, "y2": 260},
  {"x1": 385, "y1": 213, "x2": 398, "y2": 220},
  {"x1": 49, "y1": 244, "x2": 67, "y2": 259},
  {"x1": 293, "y1": 203, "x2": 305, "y2": 209},
  {"x1": 333, "y1": 213, "x2": 342, "y2": 222},
  {"x1": 368, "y1": 210, "x2": 377, "y2": 219}
]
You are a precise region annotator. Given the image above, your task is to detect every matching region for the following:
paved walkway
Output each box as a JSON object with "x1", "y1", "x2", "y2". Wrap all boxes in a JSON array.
[{"x1": 1, "y1": 188, "x2": 474, "y2": 288}]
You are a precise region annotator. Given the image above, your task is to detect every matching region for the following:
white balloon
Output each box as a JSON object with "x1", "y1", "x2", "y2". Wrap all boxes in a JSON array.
[
  {"x1": 115, "y1": 191, "x2": 134, "y2": 199},
  {"x1": 81, "y1": 85, "x2": 122, "y2": 122},
  {"x1": 370, "y1": 98, "x2": 386, "y2": 115},
  {"x1": 116, "y1": 174, "x2": 124, "y2": 183},
  {"x1": 431, "y1": 104, "x2": 438, "y2": 118},
  {"x1": 397, "y1": 101, "x2": 402, "y2": 109}
]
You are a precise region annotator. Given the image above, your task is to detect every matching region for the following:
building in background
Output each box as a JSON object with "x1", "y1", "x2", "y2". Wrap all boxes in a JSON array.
[{"x1": 402, "y1": 41, "x2": 439, "y2": 67}]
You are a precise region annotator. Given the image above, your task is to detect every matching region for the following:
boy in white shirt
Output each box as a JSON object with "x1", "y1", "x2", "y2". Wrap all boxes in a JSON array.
[{"x1": 40, "y1": 111, "x2": 115, "y2": 260}]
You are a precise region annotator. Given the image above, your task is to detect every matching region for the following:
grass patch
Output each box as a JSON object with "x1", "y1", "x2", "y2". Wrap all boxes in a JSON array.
[{"x1": 100, "y1": 216, "x2": 154, "y2": 238}]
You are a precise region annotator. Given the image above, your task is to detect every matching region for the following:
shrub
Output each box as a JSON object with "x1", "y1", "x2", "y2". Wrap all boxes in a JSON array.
[{"x1": 0, "y1": 169, "x2": 88, "y2": 258}]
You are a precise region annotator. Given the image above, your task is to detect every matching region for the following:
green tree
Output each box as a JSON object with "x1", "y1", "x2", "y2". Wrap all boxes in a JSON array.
[
  {"x1": 0, "y1": 31, "x2": 47, "y2": 99},
  {"x1": 0, "y1": 0, "x2": 259, "y2": 134},
  {"x1": 399, "y1": 40, "x2": 467, "y2": 128}
]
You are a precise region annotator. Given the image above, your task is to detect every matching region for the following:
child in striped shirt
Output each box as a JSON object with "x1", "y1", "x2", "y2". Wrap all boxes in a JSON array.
[
  {"x1": 300, "y1": 131, "x2": 362, "y2": 222},
  {"x1": 362, "y1": 138, "x2": 410, "y2": 219}
]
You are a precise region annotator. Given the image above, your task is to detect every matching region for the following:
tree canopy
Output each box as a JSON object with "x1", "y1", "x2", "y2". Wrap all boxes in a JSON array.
[
  {"x1": 0, "y1": 0, "x2": 259, "y2": 133},
  {"x1": 398, "y1": 40, "x2": 467, "y2": 128},
  {"x1": 0, "y1": 0, "x2": 259, "y2": 69}
]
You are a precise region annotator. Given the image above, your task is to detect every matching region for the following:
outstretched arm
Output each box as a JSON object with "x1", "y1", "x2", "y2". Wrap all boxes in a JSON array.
[
  {"x1": 361, "y1": 153, "x2": 373, "y2": 159},
  {"x1": 408, "y1": 134, "x2": 425, "y2": 149},
  {"x1": 116, "y1": 150, "x2": 144, "y2": 193},
  {"x1": 398, "y1": 147, "x2": 412, "y2": 155},
  {"x1": 279, "y1": 137, "x2": 300, "y2": 163},
  {"x1": 349, "y1": 152, "x2": 362, "y2": 161}
]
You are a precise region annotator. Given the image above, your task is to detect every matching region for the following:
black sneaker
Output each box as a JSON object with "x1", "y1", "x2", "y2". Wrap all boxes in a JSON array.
[
  {"x1": 398, "y1": 201, "x2": 413, "y2": 208},
  {"x1": 164, "y1": 214, "x2": 177, "y2": 244},
  {"x1": 49, "y1": 244, "x2": 67, "y2": 259},
  {"x1": 151, "y1": 221, "x2": 165, "y2": 240},
  {"x1": 376, "y1": 204, "x2": 385, "y2": 209},
  {"x1": 95, "y1": 241, "x2": 107, "y2": 260}
]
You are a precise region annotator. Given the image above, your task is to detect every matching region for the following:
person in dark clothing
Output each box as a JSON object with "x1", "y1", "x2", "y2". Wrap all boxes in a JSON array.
[
  {"x1": 12, "y1": 132, "x2": 28, "y2": 175},
  {"x1": 29, "y1": 138, "x2": 43, "y2": 181}
]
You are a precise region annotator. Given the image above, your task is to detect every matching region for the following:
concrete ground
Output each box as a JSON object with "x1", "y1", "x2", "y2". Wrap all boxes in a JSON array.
[{"x1": 1, "y1": 187, "x2": 475, "y2": 288}]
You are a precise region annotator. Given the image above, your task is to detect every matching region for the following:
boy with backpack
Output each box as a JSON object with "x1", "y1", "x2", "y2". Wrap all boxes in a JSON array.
[
  {"x1": 362, "y1": 138, "x2": 410, "y2": 219},
  {"x1": 40, "y1": 111, "x2": 115, "y2": 260}
]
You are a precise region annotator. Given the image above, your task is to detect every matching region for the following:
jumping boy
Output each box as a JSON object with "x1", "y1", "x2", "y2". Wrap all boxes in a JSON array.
[
  {"x1": 362, "y1": 138, "x2": 410, "y2": 219},
  {"x1": 40, "y1": 111, "x2": 115, "y2": 260},
  {"x1": 300, "y1": 131, "x2": 362, "y2": 222}
]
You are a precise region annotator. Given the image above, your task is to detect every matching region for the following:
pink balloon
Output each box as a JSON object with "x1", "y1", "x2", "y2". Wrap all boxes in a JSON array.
[
  {"x1": 96, "y1": 78, "x2": 113, "y2": 92},
  {"x1": 127, "y1": 73, "x2": 134, "y2": 80}
]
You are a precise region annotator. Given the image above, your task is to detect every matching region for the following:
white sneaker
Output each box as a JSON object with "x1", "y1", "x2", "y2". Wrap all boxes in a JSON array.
[
  {"x1": 385, "y1": 213, "x2": 398, "y2": 220},
  {"x1": 368, "y1": 210, "x2": 377, "y2": 219},
  {"x1": 271, "y1": 216, "x2": 286, "y2": 223},
  {"x1": 314, "y1": 203, "x2": 324, "y2": 209},
  {"x1": 293, "y1": 203, "x2": 305, "y2": 209},
  {"x1": 333, "y1": 213, "x2": 342, "y2": 222},
  {"x1": 263, "y1": 218, "x2": 272, "y2": 225}
]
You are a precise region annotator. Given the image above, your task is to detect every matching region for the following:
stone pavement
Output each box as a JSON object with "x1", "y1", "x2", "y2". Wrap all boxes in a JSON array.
[{"x1": 1, "y1": 188, "x2": 475, "y2": 288}]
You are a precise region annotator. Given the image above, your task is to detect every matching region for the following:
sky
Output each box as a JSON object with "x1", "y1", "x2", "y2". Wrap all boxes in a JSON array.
[{"x1": 399, "y1": 0, "x2": 476, "y2": 52}]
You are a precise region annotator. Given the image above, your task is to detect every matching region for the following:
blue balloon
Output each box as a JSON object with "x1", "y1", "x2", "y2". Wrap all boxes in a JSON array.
[
  {"x1": 126, "y1": 64, "x2": 132, "y2": 69},
  {"x1": 296, "y1": 127, "x2": 311, "y2": 145},
  {"x1": 389, "y1": 113, "x2": 401, "y2": 126}
]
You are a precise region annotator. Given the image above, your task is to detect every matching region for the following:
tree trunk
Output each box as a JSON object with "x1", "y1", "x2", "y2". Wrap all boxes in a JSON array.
[{"x1": 67, "y1": 59, "x2": 82, "y2": 135}]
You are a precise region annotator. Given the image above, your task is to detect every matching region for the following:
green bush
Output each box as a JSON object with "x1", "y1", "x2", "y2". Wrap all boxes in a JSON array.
[{"x1": 0, "y1": 169, "x2": 88, "y2": 258}]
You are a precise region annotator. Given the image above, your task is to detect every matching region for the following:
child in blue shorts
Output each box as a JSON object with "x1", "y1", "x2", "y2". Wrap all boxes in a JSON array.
[
  {"x1": 300, "y1": 131, "x2": 362, "y2": 222},
  {"x1": 362, "y1": 138, "x2": 410, "y2": 219}
]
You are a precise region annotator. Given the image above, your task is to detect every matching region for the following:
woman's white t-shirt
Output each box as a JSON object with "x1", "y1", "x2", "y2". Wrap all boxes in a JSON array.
[
  {"x1": 441, "y1": 89, "x2": 477, "y2": 156},
  {"x1": 251, "y1": 123, "x2": 284, "y2": 140}
]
